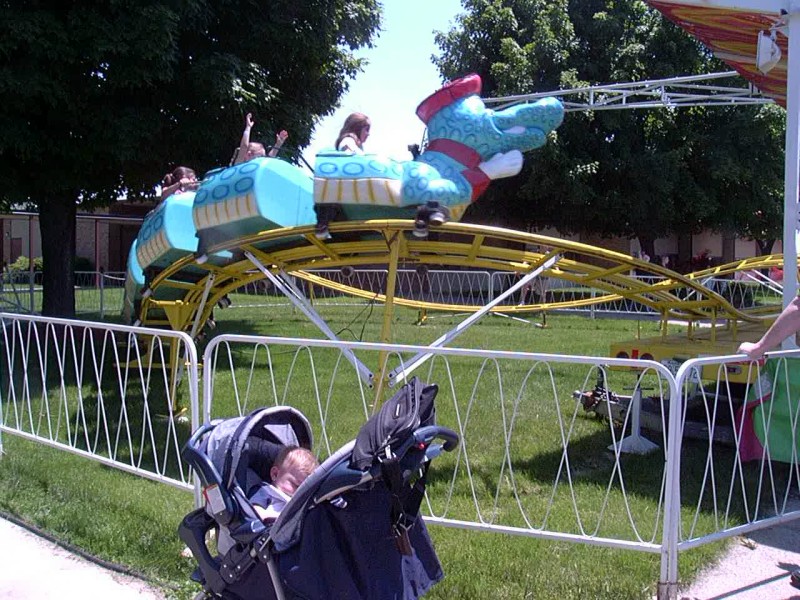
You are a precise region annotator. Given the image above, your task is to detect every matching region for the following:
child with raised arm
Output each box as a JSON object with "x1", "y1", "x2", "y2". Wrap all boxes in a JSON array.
[
  {"x1": 233, "y1": 113, "x2": 288, "y2": 165},
  {"x1": 249, "y1": 445, "x2": 318, "y2": 522}
]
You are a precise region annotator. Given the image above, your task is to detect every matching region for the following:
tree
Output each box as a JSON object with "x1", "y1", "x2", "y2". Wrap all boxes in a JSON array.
[
  {"x1": 0, "y1": 0, "x2": 381, "y2": 316},
  {"x1": 433, "y1": 0, "x2": 784, "y2": 259},
  {"x1": 701, "y1": 104, "x2": 785, "y2": 255}
]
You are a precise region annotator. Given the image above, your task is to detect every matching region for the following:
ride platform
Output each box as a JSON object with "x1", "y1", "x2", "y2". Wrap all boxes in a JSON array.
[{"x1": 610, "y1": 320, "x2": 771, "y2": 384}]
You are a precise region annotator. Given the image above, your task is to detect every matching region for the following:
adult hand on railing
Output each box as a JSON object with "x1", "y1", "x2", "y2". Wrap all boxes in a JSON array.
[
  {"x1": 737, "y1": 341, "x2": 765, "y2": 361},
  {"x1": 737, "y1": 296, "x2": 800, "y2": 361}
]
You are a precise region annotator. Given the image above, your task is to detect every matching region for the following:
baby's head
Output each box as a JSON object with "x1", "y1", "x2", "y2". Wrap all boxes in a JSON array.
[
  {"x1": 270, "y1": 446, "x2": 318, "y2": 496},
  {"x1": 245, "y1": 142, "x2": 266, "y2": 161}
]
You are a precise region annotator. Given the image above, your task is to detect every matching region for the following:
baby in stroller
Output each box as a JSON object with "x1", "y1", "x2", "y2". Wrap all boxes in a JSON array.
[
  {"x1": 179, "y1": 377, "x2": 458, "y2": 600},
  {"x1": 250, "y1": 446, "x2": 318, "y2": 522}
]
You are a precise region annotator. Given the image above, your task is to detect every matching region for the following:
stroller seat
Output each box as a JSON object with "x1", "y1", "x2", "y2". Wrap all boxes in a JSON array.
[{"x1": 179, "y1": 377, "x2": 458, "y2": 600}]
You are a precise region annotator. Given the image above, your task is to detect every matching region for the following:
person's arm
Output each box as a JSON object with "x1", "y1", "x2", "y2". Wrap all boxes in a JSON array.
[
  {"x1": 161, "y1": 182, "x2": 181, "y2": 201},
  {"x1": 160, "y1": 177, "x2": 198, "y2": 200},
  {"x1": 738, "y1": 296, "x2": 800, "y2": 359},
  {"x1": 337, "y1": 135, "x2": 362, "y2": 154},
  {"x1": 234, "y1": 113, "x2": 255, "y2": 165},
  {"x1": 268, "y1": 130, "x2": 288, "y2": 158}
]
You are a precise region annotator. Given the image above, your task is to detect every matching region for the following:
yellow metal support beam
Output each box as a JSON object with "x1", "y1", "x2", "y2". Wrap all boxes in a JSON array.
[{"x1": 374, "y1": 230, "x2": 401, "y2": 410}]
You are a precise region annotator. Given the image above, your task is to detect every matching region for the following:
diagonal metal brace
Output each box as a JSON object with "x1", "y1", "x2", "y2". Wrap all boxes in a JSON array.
[
  {"x1": 387, "y1": 253, "x2": 561, "y2": 387},
  {"x1": 244, "y1": 251, "x2": 374, "y2": 387}
]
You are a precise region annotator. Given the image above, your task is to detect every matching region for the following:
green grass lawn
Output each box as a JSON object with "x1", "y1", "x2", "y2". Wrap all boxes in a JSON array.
[{"x1": 0, "y1": 303, "x2": 750, "y2": 599}]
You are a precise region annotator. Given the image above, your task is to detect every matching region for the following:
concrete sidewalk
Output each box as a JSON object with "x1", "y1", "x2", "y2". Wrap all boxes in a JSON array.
[
  {"x1": 679, "y1": 516, "x2": 800, "y2": 600},
  {"x1": 0, "y1": 517, "x2": 166, "y2": 599}
]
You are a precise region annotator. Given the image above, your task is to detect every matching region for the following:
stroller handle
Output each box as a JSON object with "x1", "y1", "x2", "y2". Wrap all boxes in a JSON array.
[
  {"x1": 187, "y1": 422, "x2": 216, "y2": 449},
  {"x1": 412, "y1": 426, "x2": 459, "y2": 452},
  {"x1": 182, "y1": 422, "x2": 239, "y2": 525},
  {"x1": 183, "y1": 422, "x2": 224, "y2": 488}
]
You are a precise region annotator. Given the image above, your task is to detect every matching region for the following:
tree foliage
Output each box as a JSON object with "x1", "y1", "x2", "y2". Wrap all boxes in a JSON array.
[
  {"x1": 434, "y1": 0, "x2": 785, "y2": 258},
  {"x1": 0, "y1": 0, "x2": 381, "y2": 315},
  {"x1": 701, "y1": 104, "x2": 785, "y2": 254}
]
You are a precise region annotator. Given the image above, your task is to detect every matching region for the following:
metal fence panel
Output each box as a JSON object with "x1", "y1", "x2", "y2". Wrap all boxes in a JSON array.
[{"x1": 0, "y1": 312, "x2": 198, "y2": 491}]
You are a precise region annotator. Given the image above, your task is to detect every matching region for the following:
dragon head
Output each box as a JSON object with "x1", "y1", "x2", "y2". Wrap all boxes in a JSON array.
[{"x1": 417, "y1": 74, "x2": 563, "y2": 160}]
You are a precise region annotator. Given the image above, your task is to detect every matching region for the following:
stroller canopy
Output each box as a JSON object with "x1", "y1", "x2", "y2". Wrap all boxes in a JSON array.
[{"x1": 202, "y1": 406, "x2": 314, "y2": 491}]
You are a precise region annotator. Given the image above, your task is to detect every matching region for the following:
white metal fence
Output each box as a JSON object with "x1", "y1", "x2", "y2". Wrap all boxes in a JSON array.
[
  {"x1": 225, "y1": 269, "x2": 496, "y2": 308},
  {"x1": 672, "y1": 352, "x2": 800, "y2": 551},
  {"x1": 201, "y1": 336, "x2": 678, "y2": 555},
  {"x1": 0, "y1": 270, "x2": 127, "y2": 317},
  {"x1": 2, "y1": 312, "x2": 800, "y2": 599},
  {"x1": 0, "y1": 313, "x2": 198, "y2": 491},
  {"x1": 223, "y1": 268, "x2": 781, "y2": 318},
  {"x1": 0, "y1": 268, "x2": 781, "y2": 323},
  {"x1": 200, "y1": 334, "x2": 800, "y2": 599},
  {"x1": 488, "y1": 272, "x2": 781, "y2": 315}
]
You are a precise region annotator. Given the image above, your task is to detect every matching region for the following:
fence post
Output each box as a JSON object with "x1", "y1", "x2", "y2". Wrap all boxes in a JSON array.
[
  {"x1": 99, "y1": 268, "x2": 105, "y2": 318},
  {"x1": 28, "y1": 215, "x2": 35, "y2": 313},
  {"x1": 659, "y1": 365, "x2": 685, "y2": 600}
]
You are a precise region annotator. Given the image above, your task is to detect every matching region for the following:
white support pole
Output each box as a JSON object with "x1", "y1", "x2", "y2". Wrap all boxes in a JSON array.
[
  {"x1": 782, "y1": 4, "x2": 800, "y2": 349},
  {"x1": 189, "y1": 273, "x2": 216, "y2": 340},
  {"x1": 167, "y1": 273, "x2": 216, "y2": 399},
  {"x1": 387, "y1": 254, "x2": 561, "y2": 387},
  {"x1": 244, "y1": 252, "x2": 374, "y2": 386},
  {"x1": 658, "y1": 370, "x2": 685, "y2": 600},
  {"x1": 99, "y1": 270, "x2": 105, "y2": 319}
]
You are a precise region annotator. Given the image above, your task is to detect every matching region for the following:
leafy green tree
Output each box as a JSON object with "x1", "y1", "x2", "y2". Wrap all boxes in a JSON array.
[
  {"x1": 434, "y1": 0, "x2": 783, "y2": 261},
  {"x1": 0, "y1": 0, "x2": 381, "y2": 316},
  {"x1": 701, "y1": 104, "x2": 785, "y2": 255}
]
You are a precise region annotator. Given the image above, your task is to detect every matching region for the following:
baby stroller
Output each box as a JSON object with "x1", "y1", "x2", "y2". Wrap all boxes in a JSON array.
[{"x1": 179, "y1": 377, "x2": 459, "y2": 600}]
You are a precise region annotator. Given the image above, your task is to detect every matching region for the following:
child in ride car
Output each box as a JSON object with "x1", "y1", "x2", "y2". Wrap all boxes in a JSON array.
[{"x1": 232, "y1": 113, "x2": 288, "y2": 164}]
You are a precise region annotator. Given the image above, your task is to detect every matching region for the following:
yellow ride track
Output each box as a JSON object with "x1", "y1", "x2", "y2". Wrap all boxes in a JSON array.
[{"x1": 138, "y1": 220, "x2": 782, "y2": 346}]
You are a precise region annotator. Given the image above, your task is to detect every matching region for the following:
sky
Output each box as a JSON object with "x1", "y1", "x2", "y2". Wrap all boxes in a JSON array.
[{"x1": 301, "y1": 0, "x2": 465, "y2": 166}]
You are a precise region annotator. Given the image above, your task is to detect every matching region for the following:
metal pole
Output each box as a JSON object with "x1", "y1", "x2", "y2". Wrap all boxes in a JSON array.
[
  {"x1": 244, "y1": 252, "x2": 374, "y2": 386},
  {"x1": 659, "y1": 365, "x2": 686, "y2": 600},
  {"x1": 188, "y1": 274, "x2": 216, "y2": 340},
  {"x1": 28, "y1": 215, "x2": 34, "y2": 313},
  {"x1": 99, "y1": 268, "x2": 105, "y2": 319},
  {"x1": 782, "y1": 5, "x2": 800, "y2": 349},
  {"x1": 373, "y1": 232, "x2": 401, "y2": 407},
  {"x1": 94, "y1": 219, "x2": 100, "y2": 289}
]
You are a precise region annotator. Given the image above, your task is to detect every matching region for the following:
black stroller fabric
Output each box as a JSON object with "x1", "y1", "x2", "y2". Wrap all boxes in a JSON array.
[
  {"x1": 279, "y1": 484, "x2": 443, "y2": 599},
  {"x1": 271, "y1": 377, "x2": 444, "y2": 599},
  {"x1": 350, "y1": 377, "x2": 437, "y2": 470}
]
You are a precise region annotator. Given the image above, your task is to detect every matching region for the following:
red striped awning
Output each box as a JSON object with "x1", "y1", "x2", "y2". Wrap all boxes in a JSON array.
[{"x1": 646, "y1": 1, "x2": 787, "y2": 105}]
